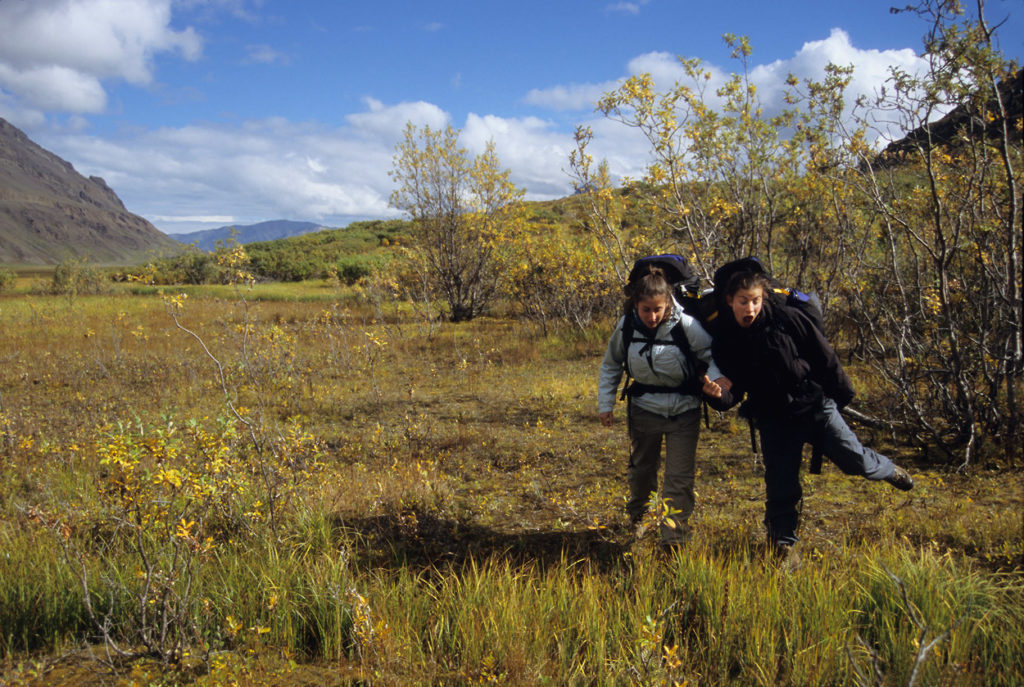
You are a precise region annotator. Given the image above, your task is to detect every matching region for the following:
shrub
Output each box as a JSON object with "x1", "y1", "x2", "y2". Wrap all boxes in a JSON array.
[{"x1": 49, "y1": 258, "x2": 107, "y2": 299}]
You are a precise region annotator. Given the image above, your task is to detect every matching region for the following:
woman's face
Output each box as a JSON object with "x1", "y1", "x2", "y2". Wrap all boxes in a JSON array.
[
  {"x1": 727, "y1": 286, "x2": 764, "y2": 328},
  {"x1": 635, "y1": 294, "x2": 670, "y2": 329}
]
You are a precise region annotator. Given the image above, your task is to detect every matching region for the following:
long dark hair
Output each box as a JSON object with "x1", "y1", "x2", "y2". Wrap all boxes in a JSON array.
[
  {"x1": 723, "y1": 271, "x2": 772, "y2": 299},
  {"x1": 623, "y1": 266, "x2": 674, "y2": 317}
]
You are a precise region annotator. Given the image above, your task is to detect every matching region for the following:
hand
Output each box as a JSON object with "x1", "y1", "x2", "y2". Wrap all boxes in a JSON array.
[
  {"x1": 702, "y1": 375, "x2": 723, "y2": 398},
  {"x1": 599, "y1": 411, "x2": 614, "y2": 427}
]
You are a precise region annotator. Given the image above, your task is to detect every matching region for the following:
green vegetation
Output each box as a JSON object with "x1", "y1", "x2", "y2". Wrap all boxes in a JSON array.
[
  {"x1": 245, "y1": 219, "x2": 410, "y2": 283},
  {"x1": 0, "y1": 282, "x2": 1021, "y2": 685},
  {"x1": 130, "y1": 220, "x2": 411, "y2": 285}
]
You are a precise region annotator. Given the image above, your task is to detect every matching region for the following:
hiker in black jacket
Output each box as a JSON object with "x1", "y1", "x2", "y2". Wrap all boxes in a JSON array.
[{"x1": 701, "y1": 270, "x2": 914, "y2": 567}]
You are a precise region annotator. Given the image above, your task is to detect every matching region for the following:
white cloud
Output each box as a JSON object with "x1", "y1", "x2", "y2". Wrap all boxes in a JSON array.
[
  {"x1": 0, "y1": 64, "x2": 108, "y2": 113},
  {"x1": 625, "y1": 51, "x2": 732, "y2": 93},
  {"x1": 306, "y1": 156, "x2": 327, "y2": 174},
  {"x1": 750, "y1": 29, "x2": 917, "y2": 104},
  {"x1": 26, "y1": 95, "x2": 587, "y2": 235},
  {"x1": 525, "y1": 29, "x2": 931, "y2": 186},
  {"x1": 461, "y1": 114, "x2": 575, "y2": 198},
  {"x1": 606, "y1": 0, "x2": 649, "y2": 15},
  {"x1": 345, "y1": 97, "x2": 450, "y2": 139},
  {"x1": 8, "y1": 21, "x2": 936, "y2": 237},
  {"x1": 244, "y1": 44, "x2": 288, "y2": 65},
  {"x1": 0, "y1": 0, "x2": 201, "y2": 113},
  {"x1": 747, "y1": 28, "x2": 929, "y2": 143},
  {"x1": 37, "y1": 100, "x2": 461, "y2": 232},
  {"x1": 151, "y1": 215, "x2": 235, "y2": 224},
  {"x1": 524, "y1": 81, "x2": 619, "y2": 112}
]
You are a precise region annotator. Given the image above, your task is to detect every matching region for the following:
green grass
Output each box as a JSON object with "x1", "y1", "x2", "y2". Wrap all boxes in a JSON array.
[{"x1": 0, "y1": 287, "x2": 1021, "y2": 685}]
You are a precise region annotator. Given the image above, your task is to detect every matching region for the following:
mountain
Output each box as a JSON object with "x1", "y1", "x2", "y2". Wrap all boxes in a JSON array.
[
  {"x1": 170, "y1": 220, "x2": 329, "y2": 252},
  {"x1": 876, "y1": 69, "x2": 1022, "y2": 167},
  {"x1": 0, "y1": 118, "x2": 182, "y2": 265}
]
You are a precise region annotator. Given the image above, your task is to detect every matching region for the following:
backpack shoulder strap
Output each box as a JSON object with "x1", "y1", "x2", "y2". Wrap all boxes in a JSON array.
[
  {"x1": 667, "y1": 321, "x2": 693, "y2": 358},
  {"x1": 620, "y1": 314, "x2": 635, "y2": 366},
  {"x1": 668, "y1": 321, "x2": 707, "y2": 376}
]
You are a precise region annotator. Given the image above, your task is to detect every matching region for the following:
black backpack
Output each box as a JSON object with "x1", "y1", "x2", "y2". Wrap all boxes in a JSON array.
[
  {"x1": 626, "y1": 254, "x2": 701, "y2": 300},
  {"x1": 618, "y1": 254, "x2": 708, "y2": 400}
]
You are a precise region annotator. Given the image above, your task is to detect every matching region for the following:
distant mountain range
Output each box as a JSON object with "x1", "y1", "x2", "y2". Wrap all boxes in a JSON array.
[
  {"x1": 0, "y1": 117, "x2": 181, "y2": 265},
  {"x1": 170, "y1": 220, "x2": 329, "y2": 252}
]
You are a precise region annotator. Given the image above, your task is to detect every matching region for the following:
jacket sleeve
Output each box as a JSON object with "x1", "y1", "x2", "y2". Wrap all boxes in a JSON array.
[
  {"x1": 598, "y1": 317, "x2": 627, "y2": 414},
  {"x1": 702, "y1": 334, "x2": 746, "y2": 412},
  {"x1": 789, "y1": 310, "x2": 856, "y2": 408},
  {"x1": 681, "y1": 315, "x2": 723, "y2": 381}
]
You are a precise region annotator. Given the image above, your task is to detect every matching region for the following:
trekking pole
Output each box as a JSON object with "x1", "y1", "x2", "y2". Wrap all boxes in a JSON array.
[{"x1": 748, "y1": 418, "x2": 761, "y2": 466}]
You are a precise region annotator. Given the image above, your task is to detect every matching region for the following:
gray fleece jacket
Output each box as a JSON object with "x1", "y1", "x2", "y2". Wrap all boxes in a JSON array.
[{"x1": 598, "y1": 298, "x2": 721, "y2": 417}]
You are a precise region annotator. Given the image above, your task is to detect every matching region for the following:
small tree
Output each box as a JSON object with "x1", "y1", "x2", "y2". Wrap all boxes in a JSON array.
[
  {"x1": 843, "y1": 0, "x2": 1021, "y2": 465},
  {"x1": 389, "y1": 123, "x2": 524, "y2": 322},
  {"x1": 570, "y1": 37, "x2": 812, "y2": 283}
]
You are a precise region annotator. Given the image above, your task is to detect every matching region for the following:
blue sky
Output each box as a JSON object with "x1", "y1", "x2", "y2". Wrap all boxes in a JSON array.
[{"x1": 1, "y1": 0, "x2": 1021, "y2": 235}]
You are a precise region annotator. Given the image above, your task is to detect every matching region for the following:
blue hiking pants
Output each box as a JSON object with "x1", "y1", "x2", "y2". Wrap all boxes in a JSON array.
[{"x1": 757, "y1": 398, "x2": 896, "y2": 545}]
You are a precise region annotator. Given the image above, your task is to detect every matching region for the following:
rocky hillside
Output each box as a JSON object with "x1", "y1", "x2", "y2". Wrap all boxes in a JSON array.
[
  {"x1": 0, "y1": 118, "x2": 181, "y2": 265},
  {"x1": 876, "y1": 69, "x2": 1022, "y2": 166}
]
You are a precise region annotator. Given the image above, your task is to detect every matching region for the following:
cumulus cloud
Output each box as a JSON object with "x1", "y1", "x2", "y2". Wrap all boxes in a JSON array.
[
  {"x1": 461, "y1": 114, "x2": 575, "y2": 198},
  {"x1": 0, "y1": 0, "x2": 201, "y2": 114},
  {"x1": 0, "y1": 64, "x2": 108, "y2": 113},
  {"x1": 524, "y1": 29, "x2": 930, "y2": 186},
  {"x1": 749, "y1": 28, "x2": 929, "y2": 141},
  {"x1": 31, "y1": 94, "x2": 590, "y2": 234},
  {"x1": 39, "y1": 100, "x2": 461, "y2": 233},
  {"x1": 345, "y1": 97, "x2": 450, "y2": 139},
  {"x1": 524, "y1": 81, "x2": 620, "y2": 112},
  {"x1": 8, "y1": 14, "x2": 935, "y2": 236}
]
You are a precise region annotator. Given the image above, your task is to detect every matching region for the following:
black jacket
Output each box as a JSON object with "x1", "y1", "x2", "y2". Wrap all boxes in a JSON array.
[{"x1": 707, "y1": 298, "x2": 854, "y2": 420}]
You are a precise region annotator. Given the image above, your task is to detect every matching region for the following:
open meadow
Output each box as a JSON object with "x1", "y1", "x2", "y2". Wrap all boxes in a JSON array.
[{"x1": 0, "y1": 282, "x2": 1021, "y2": 685}]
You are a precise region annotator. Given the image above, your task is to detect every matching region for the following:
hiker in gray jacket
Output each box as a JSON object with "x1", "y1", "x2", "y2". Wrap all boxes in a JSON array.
[{"x1": 598, "y1": 265, "x2": 726, "y2": 548}]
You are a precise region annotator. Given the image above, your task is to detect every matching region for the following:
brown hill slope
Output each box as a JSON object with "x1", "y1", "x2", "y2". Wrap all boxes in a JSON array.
[
  {"x1": 0, "y1": 118, "x2": 182, "y2": 265},
  {"x1": 875, "y1": 69, "x2": 1022, "y2": 166}
]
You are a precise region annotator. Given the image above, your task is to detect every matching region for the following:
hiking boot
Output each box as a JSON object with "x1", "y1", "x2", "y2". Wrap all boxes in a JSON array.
[
  {"x1": 770, "y1": 542, "x2": 801, "y2": 572},
  {"x1": 886, "y1": 465, "x2": 914, "y2": 492}
]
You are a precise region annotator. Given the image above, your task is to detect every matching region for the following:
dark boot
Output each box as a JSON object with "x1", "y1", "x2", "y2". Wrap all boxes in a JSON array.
[{"x1": 886, "y1": 465, "x2": 914, "y2": 491}]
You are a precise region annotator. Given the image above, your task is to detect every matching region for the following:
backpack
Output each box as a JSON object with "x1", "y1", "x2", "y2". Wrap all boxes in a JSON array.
[
  {"x1": 626, "y1": 254, "x2": 701, "y2": 301},
  {"x1": 618, "y1": 254, "x2": 708, "y2": 401},
  {"x1": 626, "y1": 253, "x2": 716, "y2": 323}
]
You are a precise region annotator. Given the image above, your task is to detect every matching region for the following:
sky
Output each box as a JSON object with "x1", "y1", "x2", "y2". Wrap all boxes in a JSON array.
[{"x1": 1, "y1": 0, "x2": 1022, "y2": 236}]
